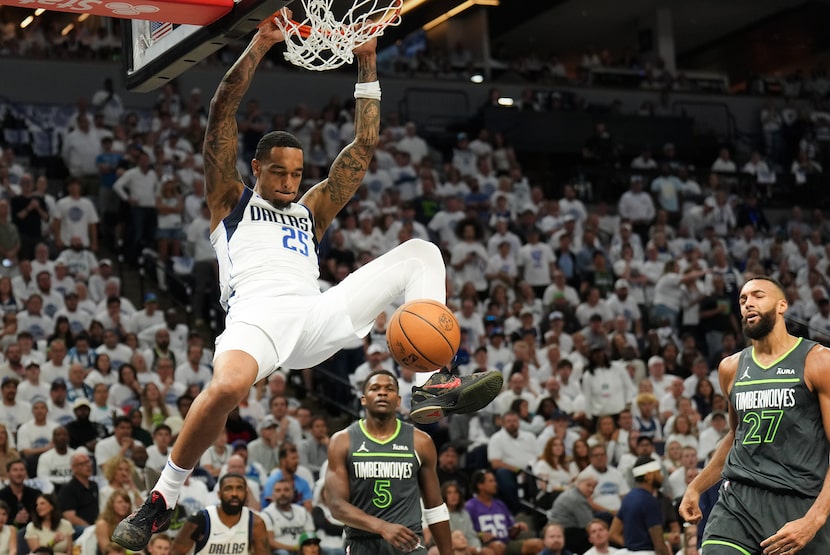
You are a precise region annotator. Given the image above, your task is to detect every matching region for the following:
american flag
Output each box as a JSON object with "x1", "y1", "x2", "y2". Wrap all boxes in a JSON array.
[{"x1": 150, "y1": 21, "x2": 173, "y2": 42}]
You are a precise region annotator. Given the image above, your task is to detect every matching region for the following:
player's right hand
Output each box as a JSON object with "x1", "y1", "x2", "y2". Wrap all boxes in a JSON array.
[
  {"x1": 257, "y1": 8, "x2": 291, "y2": 43},
  {"x1": 678, "y1": 489, "x2": 702, "y2": 524},
  {"x1": 379, "y1": 522, "x2": 419, "y2": 552}
]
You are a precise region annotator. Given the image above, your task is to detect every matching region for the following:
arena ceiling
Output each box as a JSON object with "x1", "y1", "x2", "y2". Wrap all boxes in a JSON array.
[
  {"x1": 389, "y1": 0, "x2": 821, "y2": 72},
  {"x1": 492, "y1": 0, "x2": 806, "y2": 57},
  {"x1": 1, "y1": 0, "x2": 824, "y2": 80}
]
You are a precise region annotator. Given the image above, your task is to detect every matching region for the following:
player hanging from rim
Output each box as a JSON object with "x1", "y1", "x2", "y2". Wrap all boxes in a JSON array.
[
  {"x1": 679, "y1": 276, "x2": 830, "y2": 555},
  {"x1": 112, "y1": 14, "x2": 501, "y2": 552}
]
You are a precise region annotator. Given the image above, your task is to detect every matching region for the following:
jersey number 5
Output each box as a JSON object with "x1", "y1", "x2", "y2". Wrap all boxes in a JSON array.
[
  {"x1": 372, "y1": 479, "x2": 392, "y2": 509},
  {"x1": 741, "y1": 409, "x2": 783, "y2": 444},
  {"x1": 281, "y1": 226, "x2": 311, "y2": 257}
]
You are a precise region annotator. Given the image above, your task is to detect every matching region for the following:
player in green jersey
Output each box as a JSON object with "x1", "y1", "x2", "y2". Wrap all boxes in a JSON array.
[
  {"x1": 326, "y1": 370, "x2": 452, "y2": 555},
  {"x1": 680, "y1": 276, "x2": 830, "y2": 555}
]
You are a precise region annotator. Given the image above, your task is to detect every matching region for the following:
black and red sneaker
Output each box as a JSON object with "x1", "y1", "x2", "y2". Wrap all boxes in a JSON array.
[
  {"x1": 410, "y1": 369, "x2": 503, "y2": 424},
  {"x1": 111, "y1": 490, "x2": 173, "y2": 551}
]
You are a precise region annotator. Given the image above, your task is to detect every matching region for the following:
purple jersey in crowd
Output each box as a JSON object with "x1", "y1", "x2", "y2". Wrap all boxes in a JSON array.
[{"x1": 464, "y1": 497, "x2": 515, "y2": 543}]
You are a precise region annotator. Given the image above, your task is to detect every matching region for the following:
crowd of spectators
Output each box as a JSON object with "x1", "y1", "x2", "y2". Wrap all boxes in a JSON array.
[
  {"x1": 0, "y1": 35, "x2": 830, "y2": 555},
  {"x1": 482, "y1": 83, "x2": 830, "y2": 188},
  {"x1": 577, "y1": 125, "x2": 823, "y2": 207},
  {"x1": 758, "y1": 97, "x2": 830, "y2": 175},
  {"x1": 747, "y1": 68, "x2": 830, "y2": 99},
  {"x1": 309, "y1": 94, "x2": 830, "y2": 555},
  {"x1": 0, "y1": 19, "x2": 119, "y2": 61}
]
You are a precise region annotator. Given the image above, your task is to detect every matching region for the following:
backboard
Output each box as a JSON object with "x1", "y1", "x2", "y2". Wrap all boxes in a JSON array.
[
  {"x1": 122, "y1": 0, "x2": 293, "y2": 93},
  {"x1": 0, "y1": 0, "x2": 232, "y2": 25}
]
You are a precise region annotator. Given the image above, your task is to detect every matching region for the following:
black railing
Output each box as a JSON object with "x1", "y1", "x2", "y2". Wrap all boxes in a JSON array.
[{"x1": 309, "y1": 365, "x2": 361, "y2": 419}]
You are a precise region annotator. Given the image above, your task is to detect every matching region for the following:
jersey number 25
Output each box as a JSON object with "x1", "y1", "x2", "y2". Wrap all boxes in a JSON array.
[{"x1": 281, "y1": 226, "x2": 311, "y2": 257}]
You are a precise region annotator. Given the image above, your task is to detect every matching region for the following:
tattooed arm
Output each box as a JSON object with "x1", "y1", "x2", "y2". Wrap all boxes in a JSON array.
[
  {"x1": 204, "y1": 20, "x2": 285, "y2": 231},
  {"x1": 301, "y1": 38, "x2": 380, "y2": 241}
]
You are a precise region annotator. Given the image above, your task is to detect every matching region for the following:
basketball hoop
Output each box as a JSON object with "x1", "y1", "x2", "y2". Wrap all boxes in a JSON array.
[{"x1": 270, "y1": 0, "x2": 402, "y2": 71}]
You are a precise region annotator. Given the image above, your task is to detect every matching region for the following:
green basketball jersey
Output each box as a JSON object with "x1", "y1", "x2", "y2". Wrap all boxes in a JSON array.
[
  {"x1": 725, "y1": 337, "x2": 828, "y2": 496},
  {"x1": 345, "y1": 419, "x2": 422, "y2": 540}
]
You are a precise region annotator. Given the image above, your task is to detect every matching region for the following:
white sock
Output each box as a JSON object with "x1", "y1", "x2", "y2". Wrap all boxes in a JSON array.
[{"x1": 154, "y1": 458, "x2": 192, "y2": 509}]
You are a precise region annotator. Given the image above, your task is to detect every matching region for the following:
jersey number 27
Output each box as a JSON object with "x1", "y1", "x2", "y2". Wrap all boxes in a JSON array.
[{"x1": 741, "y1": 409, "x2": 783, "y2": 444}]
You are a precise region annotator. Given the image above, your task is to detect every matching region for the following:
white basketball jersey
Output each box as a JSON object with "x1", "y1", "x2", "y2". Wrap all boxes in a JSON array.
[
  {"x1": 194, "y1": 505, "x2": 252, "y2": 555},
  {"x1": 261, "y1": 503, "x2": 314, "y2": 545},
  {"x1": 211, "y1": 188, "x2": 320, "y2": 311}
]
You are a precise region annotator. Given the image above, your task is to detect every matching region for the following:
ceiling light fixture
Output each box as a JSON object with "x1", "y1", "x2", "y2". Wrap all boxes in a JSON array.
[
  {"x1": 20, "y1": 15, "x2": 33, "y2": 28},
  {"x1": 423, "y1": 0, "x2": 499, "y2": 32},
  {"x1": 61, "y1": 22, "x2": 74, "y2": 36},
  {"x1": 470, "y1": 74, "x2": 484, "y2": 83},
  {"x1": 34, "y1": 8, "x2": 45, "y2": 15},
  {"x1": 497, "y1": 97, "x2": 514, "y2": 107},
  {"x1": 78, "y1": 13, "x2": 90, "y2": 21}
]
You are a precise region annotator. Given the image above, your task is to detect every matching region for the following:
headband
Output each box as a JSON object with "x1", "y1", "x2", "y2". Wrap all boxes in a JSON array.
[{"x1": 632, "y1": 460, "x2": 662, "y2": 477}]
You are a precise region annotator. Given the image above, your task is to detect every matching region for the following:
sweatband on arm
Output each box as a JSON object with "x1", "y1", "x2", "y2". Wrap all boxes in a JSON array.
[
  {"x1": 354, "y1": 80, "x2": 382, "y2": 100},
  {"x1": 423, "y1": 503, "x2": 450, "y2": 525}
]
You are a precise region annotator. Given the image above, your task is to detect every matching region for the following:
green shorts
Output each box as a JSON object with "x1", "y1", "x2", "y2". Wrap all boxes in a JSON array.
[{"x1": 701, "y1": 479, "x2": 830, "y2": 555}]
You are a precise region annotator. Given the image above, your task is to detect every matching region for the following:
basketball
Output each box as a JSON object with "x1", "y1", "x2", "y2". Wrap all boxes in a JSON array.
[{"x1": 386, "y1": 300, "x2": 461, "y2": 372}]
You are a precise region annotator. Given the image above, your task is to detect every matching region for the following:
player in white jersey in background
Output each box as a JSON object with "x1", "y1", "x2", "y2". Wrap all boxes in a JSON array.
[
  {"x1": 172, "y1": 473, "x2": 269, "y2": 555},
  {"x1": 114, "y1": 15, "x2": 501, "y2": 552}
]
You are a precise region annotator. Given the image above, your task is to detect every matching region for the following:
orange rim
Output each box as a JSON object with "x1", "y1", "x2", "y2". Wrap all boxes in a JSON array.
[
  {"x1": 260, "y1": 0, "x2": 402, "y2": 40},
  {"x1": 286, "y1": 18, "x2": 322, "y2": 39}
]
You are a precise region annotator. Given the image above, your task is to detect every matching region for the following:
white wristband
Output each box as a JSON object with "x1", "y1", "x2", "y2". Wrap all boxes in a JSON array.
[
  {"x1": 354, "y1": 80, "x2": 382, "y2": 100},
  {"x1": 423, "y1": 503, "x2": 450, "y2": 525}
]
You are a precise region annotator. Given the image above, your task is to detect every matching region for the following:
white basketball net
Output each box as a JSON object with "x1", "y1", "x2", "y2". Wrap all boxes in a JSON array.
[{"x1": 274, "y1": 0, "x2": 402, "y2": 71}]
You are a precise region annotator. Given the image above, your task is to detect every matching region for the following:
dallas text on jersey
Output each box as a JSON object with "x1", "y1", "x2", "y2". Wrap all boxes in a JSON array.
[
  {"x1": 206, "y1": 543, "x2": 247, "y2": 554},
  {"x1": 249, "y1": 205, "x2": 312, "y2": 232}
]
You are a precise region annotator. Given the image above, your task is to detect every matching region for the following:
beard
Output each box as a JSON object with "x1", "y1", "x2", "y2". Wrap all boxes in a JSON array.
[
  {"x1": 743, "y1": 308, "x2": 776, "y2": 340},
  {"x1": 220, "y1": 499, "x2": 244, "y2": 515},
  {"x1": 268, "y1": 198, "x2": 292, "y2": 210}
]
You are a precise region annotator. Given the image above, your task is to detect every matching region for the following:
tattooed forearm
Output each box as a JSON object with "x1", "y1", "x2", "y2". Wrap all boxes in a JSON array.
[
  {"x1": 324, "y1": 96, "x2": 378, "y2": 206},
  {"x1": 204, "y1": 36, "x2": 275, "y2": 197},
  {"x1": 211, "y1": 39, "x2": 272, "y2": 121},
  {"x1": 318, "y1": 52, "x2": 380, "y2": 216},
  {"x1": 354, "y1": 51, "x2": 379, "y2": 143},
  {"x1": 354, "y1": 98, "x2": 380, "y2": 146},
  {"x1": 357, "y1": 53, "x2": 378, "y2": 83}
]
